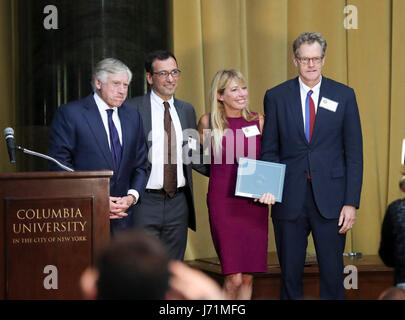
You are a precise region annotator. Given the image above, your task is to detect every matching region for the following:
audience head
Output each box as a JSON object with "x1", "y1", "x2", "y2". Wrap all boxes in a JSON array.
[{"x1": 81, "y1": 230, "x2": 170, "y2": 300}]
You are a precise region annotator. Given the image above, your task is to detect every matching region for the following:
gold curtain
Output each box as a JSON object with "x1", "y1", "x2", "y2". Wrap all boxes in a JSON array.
[{"x1": 171, "y1": 0, "x2": 405, "y2": 260}]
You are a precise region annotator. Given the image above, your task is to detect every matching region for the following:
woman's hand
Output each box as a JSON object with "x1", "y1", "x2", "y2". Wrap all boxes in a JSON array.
[{"x1": 254, "y1": 193, "x2": 276, "y2": 206}]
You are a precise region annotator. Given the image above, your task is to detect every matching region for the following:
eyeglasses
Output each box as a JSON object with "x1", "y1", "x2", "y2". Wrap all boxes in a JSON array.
[
  {"x1": 152, "y1": 69, "x2": 181, "y2": 78},
  {"x1": 296, "y1": 56, "x2": 324, "y2": 65}
]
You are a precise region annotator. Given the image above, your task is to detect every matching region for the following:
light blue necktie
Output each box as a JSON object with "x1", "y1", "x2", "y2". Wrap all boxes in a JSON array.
[{"x1": 305, "y1": 90, "x2": 314, "y2": 142}]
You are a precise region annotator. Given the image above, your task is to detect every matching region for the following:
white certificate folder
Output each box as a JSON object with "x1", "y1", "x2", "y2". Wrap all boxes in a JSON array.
[{"x1": 235, "y1": 158, "x2": 286, "y2": 202}]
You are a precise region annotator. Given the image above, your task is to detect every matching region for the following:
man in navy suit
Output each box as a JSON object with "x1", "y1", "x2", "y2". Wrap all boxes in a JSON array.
[
  {"x1": 49, "y1": 58, "x2": 148, "y2": 234},
  {"x1": 260, "y1": 32, "x2": 363, "y2": 299}
]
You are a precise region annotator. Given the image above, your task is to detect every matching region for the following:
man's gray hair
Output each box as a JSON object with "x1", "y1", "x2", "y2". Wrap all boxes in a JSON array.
[
  {"x1": 293, "y1": 32, "x2": 327, "y2": 58},
  {"x1": 91, "y1": 58, "x2": 133, "y2": 92}
]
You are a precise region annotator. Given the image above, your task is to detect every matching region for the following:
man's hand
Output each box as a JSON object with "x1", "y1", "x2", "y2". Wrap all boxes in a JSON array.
[
  {"x1": 338, "y1": 205, "x2": 356, "y2": 234},
  {"x1": 109, "y1": 195, "x2": 135, "y2": 219}
]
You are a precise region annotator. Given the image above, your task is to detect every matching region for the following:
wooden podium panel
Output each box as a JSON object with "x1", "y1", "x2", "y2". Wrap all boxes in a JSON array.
[{"x1": 0, "y1": 171, "x2": 112, "y2": 300}]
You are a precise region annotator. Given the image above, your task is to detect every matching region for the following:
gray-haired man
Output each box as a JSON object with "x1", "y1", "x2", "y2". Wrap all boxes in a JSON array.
[{"x1": 49, "y1": 58, "x2": 148, "y2": 234}]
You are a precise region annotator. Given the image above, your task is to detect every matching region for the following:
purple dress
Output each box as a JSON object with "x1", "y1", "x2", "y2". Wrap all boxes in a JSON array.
[{"x1": 207, "y1": 115, "x2": 268, "y2": 275}]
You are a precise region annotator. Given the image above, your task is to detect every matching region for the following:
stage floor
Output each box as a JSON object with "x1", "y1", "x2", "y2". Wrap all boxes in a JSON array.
[{"x1": 186, "y1": 252, "x2": 394, "y2": 300}]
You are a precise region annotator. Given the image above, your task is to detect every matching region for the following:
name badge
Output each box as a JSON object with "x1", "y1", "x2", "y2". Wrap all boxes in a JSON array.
[
  {"x1": 242, "y1": 125, "x2": 260, "y2": 138},
  {"x1": 319, "y1": 97, "x2": 338, "y2": 112},
  {"x1": 188, "y1": 137, "x2": 197, "y2": 150}
]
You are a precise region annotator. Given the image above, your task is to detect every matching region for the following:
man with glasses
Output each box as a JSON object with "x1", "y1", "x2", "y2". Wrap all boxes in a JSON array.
[
  {"x1": 126, "y1": 50, "x2": 208, "y2": 260},
  {"x1": 260, "y1": 32, "x2": 363, "y2": 299}
]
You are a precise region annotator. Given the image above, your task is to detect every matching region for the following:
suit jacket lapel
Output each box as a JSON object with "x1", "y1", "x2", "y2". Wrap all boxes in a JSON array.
[
  {"x1": 173, "y1": 98, "x2": 187, "y2": 147},
  {"x1": 138, "y1": 94, "x2": 187, "y2": 151},
  {"x1": 288, "y1": 78, "x2": 307, "y2": 144},
  {"x1": 117, "y1": 105, "x2": 130, "y2": 177},
  {"x1": 138, "y1": 94, "x2": 152, "y2": 150},
  {"x1": 311, "y1": 76, "x2": 329, "y2": 144},
  {"x1": 82, "y1": 95, "x2": 114, "y2": 169}
]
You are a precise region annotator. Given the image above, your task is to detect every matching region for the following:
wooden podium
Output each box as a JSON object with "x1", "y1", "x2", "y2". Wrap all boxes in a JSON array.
[{"x1": 0, "y1": 171, "x2": 112, "y2": 299}]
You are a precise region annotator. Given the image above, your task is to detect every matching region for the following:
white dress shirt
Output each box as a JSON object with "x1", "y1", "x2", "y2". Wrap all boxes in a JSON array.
[
  {"x1": 147, "y1": 90, "x2": 186, "y2": 189},
  {"x1": 298, "y1": 76, "x2": 322, "y2": 129},
  {"x1": 93, "y1": 93, "x2": 139, "y2": 203}
]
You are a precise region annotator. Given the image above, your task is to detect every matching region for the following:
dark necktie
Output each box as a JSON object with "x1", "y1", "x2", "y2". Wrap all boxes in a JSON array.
[
  {"x1": 305, "y1": 90, "x2": 316, "y2": 142},
  {"x1": 106, "y1": 109, "x2": 122, "y2": 173},
  {"x1": 163, "y1": 101, "x2": 177, "y2": 198}
]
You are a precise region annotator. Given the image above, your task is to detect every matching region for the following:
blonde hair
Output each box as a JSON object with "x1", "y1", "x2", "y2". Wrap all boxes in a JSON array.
[{"x1": 209, "y1": 69, "x2": 257, "y2": 154}]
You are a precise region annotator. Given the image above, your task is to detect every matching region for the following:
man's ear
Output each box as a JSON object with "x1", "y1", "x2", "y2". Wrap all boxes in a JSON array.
[
  {"x1": 146, "y1": 73, "x2": 154, "y2": 86},
  {"x1": 292, "y1": 55, "x2": 298, "y2": 67},
  {"x1": 94, "y1": 78, "x2": 102, "y2": 91},
  {"x1": 80, "y1": 267, "x2": 99, "y2": 300}
]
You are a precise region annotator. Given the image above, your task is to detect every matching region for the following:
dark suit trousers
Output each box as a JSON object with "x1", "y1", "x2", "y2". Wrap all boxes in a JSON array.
[
  {"x1": 110, "y1": 214, "x2": 134, "y2": 236},
  {"x1": 272, "y1": 180, "x2": 346, "y2": 300},
  {"x1": 132, "y1": 189, "x2": 189, "y2": 261}
]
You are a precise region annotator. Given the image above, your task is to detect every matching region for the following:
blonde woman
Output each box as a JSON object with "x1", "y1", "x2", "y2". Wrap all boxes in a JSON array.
[{"x1": 198, "y1": 70, "x2": 275, "y2": 300}]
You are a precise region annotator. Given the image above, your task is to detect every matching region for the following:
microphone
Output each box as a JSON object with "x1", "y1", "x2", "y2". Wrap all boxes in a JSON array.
[
  {"x1": 2, "y1": 127, "x2": 74, "y2": 171},
  {"x1": 4, "y1": 127, "x2": 16, "y2": 163}
]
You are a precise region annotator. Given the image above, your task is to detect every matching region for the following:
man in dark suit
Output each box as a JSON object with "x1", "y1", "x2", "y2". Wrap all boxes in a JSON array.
[
  {"x1": 260, "y1": 32, "x2": 363, "y2": 299},
  {"x1": 126, "y1": 50, "x2": 208, "y2": 260},
  {"x1": 49, "y1": 58, "x2": 148, "y2": 234}
]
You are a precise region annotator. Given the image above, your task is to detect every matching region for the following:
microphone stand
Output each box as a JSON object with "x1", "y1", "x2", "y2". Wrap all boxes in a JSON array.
[{"x1": 16, "y1": 146, "x2": 74, "y2": 172}]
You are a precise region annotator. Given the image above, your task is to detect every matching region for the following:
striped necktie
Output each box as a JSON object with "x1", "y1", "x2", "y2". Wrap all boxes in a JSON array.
[
  {"x1": 305, "y1": 90, "x2": 315, "y2": 142},
  {"x1": 163, "y1": 101, "x2": 177, "y2": 197}
]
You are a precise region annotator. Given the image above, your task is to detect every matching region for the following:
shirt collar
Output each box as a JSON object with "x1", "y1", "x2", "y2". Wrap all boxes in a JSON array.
[
  {"x1": 298, "y1": 76, "x2": 322, "y2": 94},
  {"x1": 93, "y1": 92, "x2": 118, "y2": 113},
  {"x1": 150, "y1": 90, "x2": 174, "y2": 109}
]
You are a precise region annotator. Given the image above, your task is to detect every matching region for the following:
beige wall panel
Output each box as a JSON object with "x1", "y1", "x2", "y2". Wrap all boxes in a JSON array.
[
  {"x1": 245, "y1": 0, "x2": 288, "y2": 254},
  {"x1": 200, "y1": 0, "x2": 247, "y2": 92},
  {"x1": 387, "y1": 0, "x2": 405, "y2": 204},
  {"x1": 347, "y1": 0, "x2": 391, "y2": 254},
  {"x1": 245, "y1": 0, "x2": 288, "y2": 113},
  {"x1": 172, "y1": 0, "x2": 215, "y2": 260},
  {"x1": 287, "y1": 0, "x2": 347, "y2": 83}
]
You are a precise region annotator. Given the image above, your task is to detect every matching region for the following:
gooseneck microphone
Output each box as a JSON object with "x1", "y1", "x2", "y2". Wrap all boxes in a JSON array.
[
  {"x1": 4, "y1": 127, "x2": 16, "y2": 163},
  {"x1": 3, "y1": 127, "x2": 74, "y2": 172}
]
